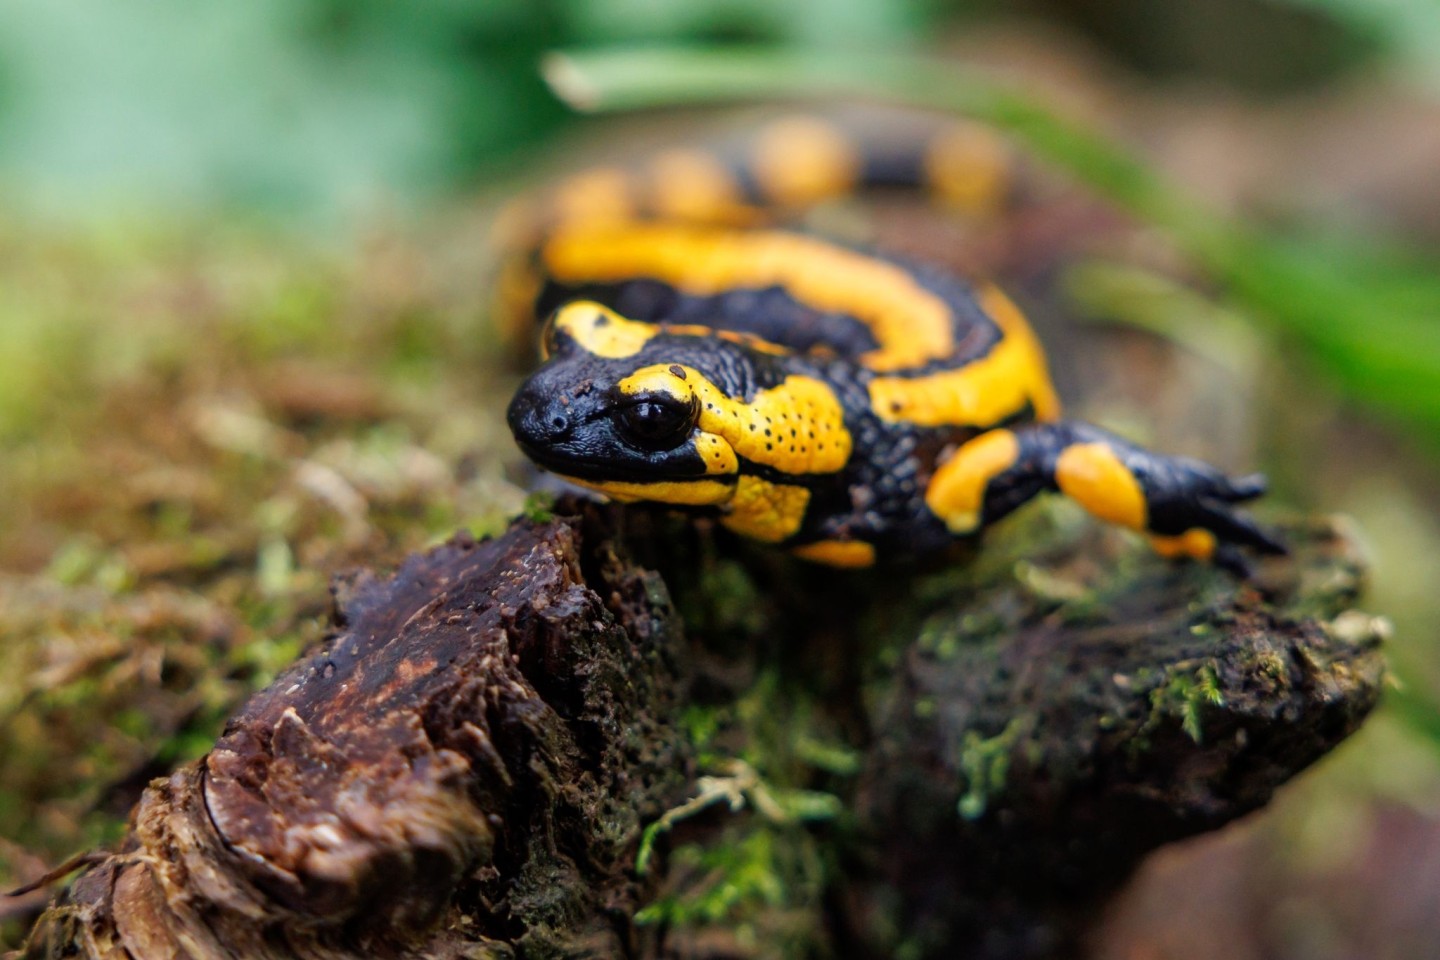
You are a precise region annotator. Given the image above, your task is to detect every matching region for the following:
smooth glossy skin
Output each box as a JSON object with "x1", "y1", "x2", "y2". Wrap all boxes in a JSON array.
[{"x1": 502, "y1": 116, "x2": 1284, "y2": 570}]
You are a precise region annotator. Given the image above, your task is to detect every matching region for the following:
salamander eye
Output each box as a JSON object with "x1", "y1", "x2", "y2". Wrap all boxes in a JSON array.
[{"x1": 614, "y1": 395, "x2": 697, "y2": 450}]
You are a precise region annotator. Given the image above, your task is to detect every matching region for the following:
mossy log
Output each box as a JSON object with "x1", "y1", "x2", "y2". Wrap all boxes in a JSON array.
[{"x1": 18, "y1": 503, "x2": 1384, "y2": 960}]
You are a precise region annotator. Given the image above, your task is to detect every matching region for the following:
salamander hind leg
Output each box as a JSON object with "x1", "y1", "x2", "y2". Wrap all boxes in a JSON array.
[{"x1": 926, "y1": 422, "x2": 1285, "y2": 575}]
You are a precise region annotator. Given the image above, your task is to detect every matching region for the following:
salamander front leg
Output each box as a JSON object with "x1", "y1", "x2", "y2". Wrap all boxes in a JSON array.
[{"x1": 925, "y1": 422, "x2": 1285, "y2": 574}]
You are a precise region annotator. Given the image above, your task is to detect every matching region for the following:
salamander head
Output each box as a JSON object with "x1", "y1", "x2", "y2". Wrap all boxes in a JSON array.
[{"x1": 506, "y1": 302, "x2": 743, "y2": 505}]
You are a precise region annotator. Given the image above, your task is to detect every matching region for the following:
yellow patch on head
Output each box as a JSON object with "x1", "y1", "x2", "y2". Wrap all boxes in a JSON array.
[
  {"x1": 694, "y1": 432, "x2": 739, "y2": 475},
  {"x1": 556, "y1": 474, "x2": 736, "y2": 506},
  {"x1": 869, "y1": 285, "x2": 1059, "y2": 428},
  {"x1": 721, "y1": 475, "x2": 811, "y2": 543},
  {"x1": 647, "y1": 148, "x2": 758, "y2": 223},
  {"x1": 925, "y1": 429, "x2": 1020, "y2": 534},
  {"x1": 542, "y1": 223, "x2": 957, "y2": 372},
  {"x1": 548, "y1": 301, "x2": 658, "y2": 359},
  {"x1": 751, "y1": 116, "x2": 861, "y2": 207},
  {"x1": 923, "y1": 122, "x2": 1013, "y2": 217},
  {"x1": 1055, "y1": 443, "x2": 1148, "y2": 531},
  {"x1": 619, "y1": 364, "x2": 852, "y2": 476},
  {"x1": 791, "y1": 539, "x2": 876, "y2": 568},
  {"x1": 1149, "y1": 529, "x2": 1217, "y2": 561}
]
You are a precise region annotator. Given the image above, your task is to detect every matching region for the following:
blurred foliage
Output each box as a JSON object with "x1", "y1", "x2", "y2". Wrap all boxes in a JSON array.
[
  {"x1": 1275, "y1": 0, "x2": 1440, "y2": 90},
  {"x1": 1034, "y1": 0, "x2": 1382, "y2": 91},
  {"x1": 0, "y1": 0, "x2": 1428, "y2": 214},
  {"x1": 0, "y1": 0, "x2": 567, "y2": 219},
  {"x1": 0, "y1": 0, "x2": 937, "y2": 221}
]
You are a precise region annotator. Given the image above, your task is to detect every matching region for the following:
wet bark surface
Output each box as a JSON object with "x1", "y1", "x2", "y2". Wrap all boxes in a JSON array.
[{"x1": 18, "y1": 505, "x2": 1385, "y2": 960}]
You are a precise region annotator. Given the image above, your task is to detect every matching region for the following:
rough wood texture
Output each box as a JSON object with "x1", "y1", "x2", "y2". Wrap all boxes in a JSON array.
[
  {"x1": 846, "y1": 515, "x2": 1383, "y2": 958},
  {"x1": 19, "y1": 506, "x2": 1384, "y2": 960},
  {"x1": 22, "y1": 516, "x2": 693, "y2": 959}
]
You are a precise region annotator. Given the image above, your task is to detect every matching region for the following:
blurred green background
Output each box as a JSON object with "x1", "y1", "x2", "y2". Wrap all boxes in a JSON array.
[
  {"x1": 1, "y1": 1, "x2": 1439, "y2": 957},
  {"x1": 0, "y1": 0, "x2": 1435, "y2": 222}
]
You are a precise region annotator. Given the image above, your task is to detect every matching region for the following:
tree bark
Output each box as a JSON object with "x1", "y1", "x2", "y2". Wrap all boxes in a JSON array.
[{"x1": 19, "y1": 504, "x2": 1384, "y2": 960}]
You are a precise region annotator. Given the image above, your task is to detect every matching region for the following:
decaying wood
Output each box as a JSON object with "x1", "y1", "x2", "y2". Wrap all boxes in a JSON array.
[
  {"x1": 18, "y1": 505, "x2": 1384, "y2": 960},
  {"x1": 848, "y1": 515, "x2": 1384, "y2": 958},
  {"x1": 21, "y1": 516, "x2": 693, "y2": 959}
]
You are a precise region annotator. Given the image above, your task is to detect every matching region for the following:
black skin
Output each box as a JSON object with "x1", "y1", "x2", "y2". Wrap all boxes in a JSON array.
[
  {"x1": 508, "y1": 308, "x2": 1285, "y2": 573},
  {"x1": 978, "y1": 422, "x2": 1284, "y2": 577}
]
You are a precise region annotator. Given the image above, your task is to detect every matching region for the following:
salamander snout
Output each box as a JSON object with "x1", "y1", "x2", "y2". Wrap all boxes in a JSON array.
[{"x1": 506, "y1": 382, "x2": 576, "y2": 451}]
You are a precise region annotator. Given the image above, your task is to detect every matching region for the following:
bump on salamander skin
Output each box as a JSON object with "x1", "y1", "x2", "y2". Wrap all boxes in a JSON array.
[{"x1": 502, "y1": 115, "x2": 1285, "y2": 571}]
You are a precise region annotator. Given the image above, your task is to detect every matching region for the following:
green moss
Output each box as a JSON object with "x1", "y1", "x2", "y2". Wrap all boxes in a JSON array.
[
  {"x1": 957, "y1": 715, "x2": 1032, "y2": 820},
  {"x1": 691, "y1": 556, "x2": 770, "y2": 638},
  {"x1": 680, "y1": 704, "x2": 724, "y2": 755},
  {"x1": 636, "y1": 829, "x2": 787, "y2": 927},
  {"x1": 237, "y1": 277, "x2": 344, "y2": 358},
  {"x1": 635, "y1": 812, "x2": 829, "y2": 957},
  {"x1": 43, "y1": 538, "x2": 136, "y2": 595},
  {"x1": 521, "y1": 490, "x2": 555, "y2": 523},
  {"x1": 630, "y1": 623, "x2": 854, "y2": 953},
  {"x1": 792, "y1": 734, "x2": 862, "y2": 777},
  {"x1": 635, "y1": 758, "x2": 839, "y2": 872},
  {"x1": 1146, "y1": 663, "x2": 1226, "y2": 745}
]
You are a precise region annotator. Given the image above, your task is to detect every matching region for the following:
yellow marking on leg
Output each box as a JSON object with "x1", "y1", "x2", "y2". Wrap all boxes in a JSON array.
[
  {"x1": 1054, "y1": 443, "x2": 1148, "y2": 531},
  {"x1": 791, "y1": 539, "x2": 876, "y2": 568},
  {"x1": 1149, "y1": 529, "x2": 1217, "y2": 561},
  {"x1": 647, "y1": 149, "x2": 759, "y2": 223},
  {"x1": 923, "y1": 122, "x2": 1013, "y2": 217},
  {"x1": 547, "y1": 301, "x2": 659, "y2": 359},
  {"x1": 751, "y1": 116, "x2": 861, "y2": 207},
  {"x1": 619, "y1": 364, "x2": 852, "y2": 475},
  {"x1": 720, "y1": 475, "x2": 811, "y2": 543},
  {"x1": 555, "y1": 475, "x2": 736, "y2": 506},
  {"x1": 550, "y1": 167, "x2": 635, "y2": 224},
  {"x1": 542, "y1": 224, "x2": 955, "y2": 372},
  {"x1": 924, "y1": 430, "x2": 1020, "y2": 534},
  {"x1": 869, "y1": 285, "x2": 1060, "y2": 428}
]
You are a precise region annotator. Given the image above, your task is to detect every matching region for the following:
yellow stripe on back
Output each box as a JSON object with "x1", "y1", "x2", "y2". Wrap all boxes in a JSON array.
[
  {"x1": 869, "y1": 286, "x2": 1060, "y2": 428},
  {"x1": 646, "y1": 148, "x2": 760, "y2": 224},
  {"x1": 542, "y1": 223, "x2": 957, "y2": 372},
  {"x1": 923, "y1": 122, "x2": 1013, "y2": 217},
  {"x1": 751, "y1": 117, "x2": 861, "y2": 207},
  {"x1": 550, "y1": 167, "x2": 635, "y2": 224}
]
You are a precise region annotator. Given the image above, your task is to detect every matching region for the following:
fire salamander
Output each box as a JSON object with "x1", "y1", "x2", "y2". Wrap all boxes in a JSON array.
[{"x1": 501, "y1": 116, "x2": 1284, "y2": 572}]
